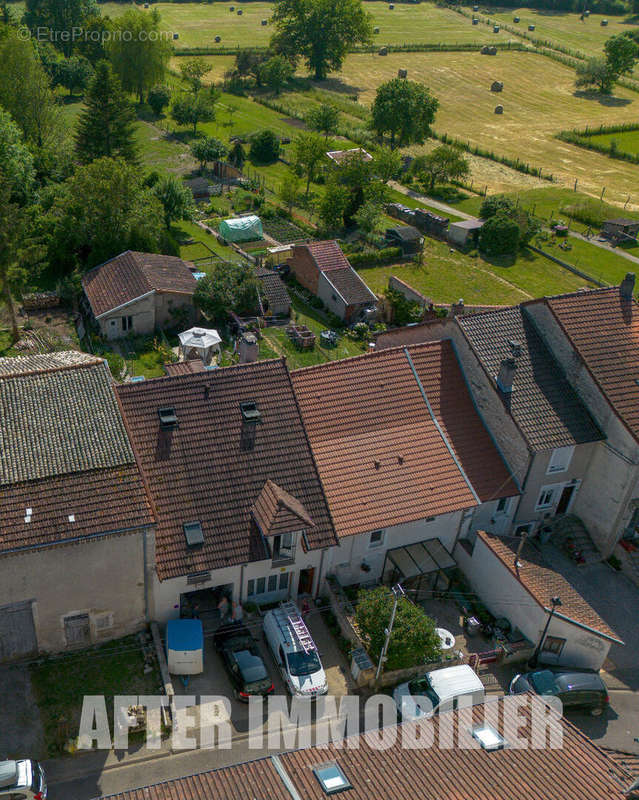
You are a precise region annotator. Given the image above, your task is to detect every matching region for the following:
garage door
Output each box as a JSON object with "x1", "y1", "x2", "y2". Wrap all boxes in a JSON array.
[{"x1": 0, "y1": 600, "x2": 37, "y2": 662}]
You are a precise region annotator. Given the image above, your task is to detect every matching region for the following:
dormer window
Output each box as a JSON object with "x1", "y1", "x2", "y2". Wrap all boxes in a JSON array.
[{"x1": 272, "y1": 532, "x2": 296, "y2": 562}]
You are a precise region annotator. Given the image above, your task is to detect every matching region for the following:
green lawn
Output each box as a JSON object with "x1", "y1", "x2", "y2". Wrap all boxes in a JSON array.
[
  {"x1": 174, "y1": 219, "x2": 237, "y2": 261},
  {"x1": 30, "y1": 635, "x2": 161, "y2": 757},
  {"x1": 588, "y1": 129, "x2": 639, "y2": 157},
  {"x1": 537, "y1": 235, "x2": 638, "y2": 286}
]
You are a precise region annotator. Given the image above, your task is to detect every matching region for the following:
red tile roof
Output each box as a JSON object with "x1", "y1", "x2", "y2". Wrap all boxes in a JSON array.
[
  {"x1": 116, "y1": 359, "x2": 337, "y2": 580},
  {"x1": 252, "y1": 479, "x2": 315, "y2": 537},
  {"x1": 291, "y1": 342, "x2": 518, "y2": 538},
  {"x1": 99, "y1": 696, "x2": 633, "y2": 800},
  {"x1": 544, "y1": 286, "x2": 639, "y2": 442},
  {"x1": 163, "y1": 359, "x2": 206, "y2": 377},
  {"x1": 322, "y1": 266, "x2": 377, "y2": 306},
  {"x1": 0, "y1": 466, "x2": 154, "y2": 554},
  {"x1": 477, "y1": 531, "x2": 622, "y2": 642},
  {"x1": 82, "y1": 251, "x2": 197, "y2": 318},
  {"x1": 305, "y1": 240, "x2": 352, "y2": 272}
]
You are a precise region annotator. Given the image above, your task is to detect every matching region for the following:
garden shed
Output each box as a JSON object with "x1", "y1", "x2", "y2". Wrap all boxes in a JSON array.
[
  {"x1": 219, "y1": 215, "x2": 263, "y2": 243},
  {"x1": 601, "y1": 218, "x2": 639, "y2": 244},
  {"x1": 448, "y1": 218, "x2": 485, "y2": 247}
]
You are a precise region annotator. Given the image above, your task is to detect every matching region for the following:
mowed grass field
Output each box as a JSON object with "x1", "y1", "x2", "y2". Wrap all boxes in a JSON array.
[
  {"x1": 103, "y1": 1, "x2": 520, "y2": 49},
  {"x1": 332, "y1": 50, "x2": 639, "y2": 205},
  {"x1": 588, "y1": 129, "x2": 639, "y2": 155},
  {"x1": 481, "y1": 7, "x2": 639, "y2": 58}
]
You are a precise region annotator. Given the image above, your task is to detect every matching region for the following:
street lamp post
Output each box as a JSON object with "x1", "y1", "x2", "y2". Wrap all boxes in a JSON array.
[
  {"x1": 528, "y1": 596, "x2": 562, "y2": 669},
  {"x1": 375, "y1": 583, "x2": 404, "y2": 683}
]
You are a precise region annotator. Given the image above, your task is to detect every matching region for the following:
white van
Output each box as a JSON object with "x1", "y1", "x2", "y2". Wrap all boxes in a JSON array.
[
  {"x1": 393, "y1": 664, "x2": 485, "y2": 721},
  {"x1": 263, "y1": 601, "x2": 327, "y2": 698},
  {"x1": 0, "y1": 760, "x2": 47, "y2": 799}
]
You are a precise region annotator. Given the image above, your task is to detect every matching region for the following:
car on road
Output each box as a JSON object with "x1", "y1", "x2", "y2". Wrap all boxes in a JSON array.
[
  {"x1": 213, "y1": 623, "x2": 274, "y2": 701},
  {"x1": 0, "y1": 759, "x2": 47, "y2": 799},
  {"x1": 508, "y1": 668, "x2": 609, "y2": 716},
  {"x1": 393, "y1": 664, "x2": 485, "y2": 721}
]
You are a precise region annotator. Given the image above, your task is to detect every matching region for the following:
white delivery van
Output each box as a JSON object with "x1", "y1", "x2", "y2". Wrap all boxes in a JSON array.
[
  {"x1": 0, "y1": 759, "x2": 47, "y2": 799},
  {"x1": 263, "y1": 601, "x2": 328, "y2": 698},
  {"x1": 393, "y1": 664, "x2": 485, "y2": 721}
]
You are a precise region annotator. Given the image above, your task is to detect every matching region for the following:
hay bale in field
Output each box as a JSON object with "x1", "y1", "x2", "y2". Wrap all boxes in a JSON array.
[
  {"x1": 481, "y1": 45, "x2": 497, "y2": 54},
  {"x1": 261, "y1": 18, "x2": 267, "y2": 25},
  {"x1": 398, "y1": 68, "x2": 407, "y2": 78},
  {"x1": 215, "y1": 35, "x2": 221, "y2": 42},
  {"x1": 374, "y1": 26, "x2": 380, "y2": 33},
  {"x1": 389, "y1": 3, "x2": 394, "y2": 8},
  {"x1": 472, "y1": 17, "x2": 479, "y2": 24},
  {"x1": 585, "y1": 9, "x2": 590, "y2": 15},
  {"x1": 491, "y1": 80, "x2": 503, "y2": 92},
  {"x1": 601, "y1": 18, "x2": 608, "y2": 25},
  {"x1": 379, "y1": 46, "x2": 388, "y2": 55},
  {"x1": 513, "y1": 15, "x2": 519, "y2": 22},
  {"x1": 494, "y1": 104, "x2": 504, "y2": 114},
  {"x1": 473, "y1": 3, "x2": 478, "y2": 9},
  {"x1": 528, "y1": 23, "x2": 535, "y2": 30},
  {"x1": 493, "y1": 24, "x2": 500, "y2": 32},
  {"x1": 173, "y1": 32, "x2": 179, "y2": 39},
  {"x1": 143, "y1": 3, "x2": 149, "y2": 7},
  {"x1": 237, "y1": 8, "x2": 243, "y2": 14},
  {"x1": 230, "y1": 5, "x2": 234, "y2": 9}
]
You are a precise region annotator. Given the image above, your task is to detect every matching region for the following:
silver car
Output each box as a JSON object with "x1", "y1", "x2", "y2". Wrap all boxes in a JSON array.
[{"x1": 0, "y1": 760, "x2": 47, "y2": 799}]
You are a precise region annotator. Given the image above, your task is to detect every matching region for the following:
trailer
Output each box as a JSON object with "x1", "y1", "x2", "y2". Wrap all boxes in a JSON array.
[{"x1": 166, "y1": 618, "x2": 204, "y2": 678}]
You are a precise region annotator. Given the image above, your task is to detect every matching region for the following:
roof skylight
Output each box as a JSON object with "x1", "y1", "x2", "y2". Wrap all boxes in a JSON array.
[
  {"x1": 313, "y1": 762, "x2": 352, "y2": 795},
  {"x1": 471, "y1": 723, "x2": 505, "y2": 751}
]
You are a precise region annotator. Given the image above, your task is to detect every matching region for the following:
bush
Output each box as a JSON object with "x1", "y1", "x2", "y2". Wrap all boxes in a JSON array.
[
  {"x1": 479, "y1": 213, "x2": 520, "y2": 256},
  {"x1": 348, "y1": 246, "x2": 402, "y2": 267},
  {"x1": 147, "y1": 85, "x2": 171, "y2": 117},
  {"x1": 355, "y1": 586, "x2": 441, "y2": 671},
  {"x1": 249, "y1": 130, "x2": 280, "y2": 164},
  {"x1": 559, "y1": 199, "x2": 607, "y2": 228}
]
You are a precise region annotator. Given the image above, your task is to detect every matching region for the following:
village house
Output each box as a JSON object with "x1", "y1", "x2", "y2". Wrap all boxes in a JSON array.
[
  {"x1": 290, "y1": 342, "x2": 520, "y2": 590},
  {"x1": 98, "y1": 694, "x2": 639, "y2": 800},
  {"x1": 82, "y1": 250, "x2": 198, "y2": 340},
  {"x1": 457, "y1": 530, "x2": 623, "y2": 670},
  {"x1": 116, "y1": 359, "x2": 337, "y2": 624},
  {"x1": 0, "y1": 352, "x2": 154, "y2": 662},
  {"x1": 287, "y1": 240, "x2": 377, "y2": 323}
]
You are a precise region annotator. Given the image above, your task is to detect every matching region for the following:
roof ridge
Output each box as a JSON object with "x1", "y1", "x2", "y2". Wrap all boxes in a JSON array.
[
  {"x1": 118, "y1": 356, "x2": 287, "y2": 390},
  {"x1": 291, "y1": 339, "x2": 443, "y2": 374},
  {"x1": 0, "y1": 356, "x2": 104, "y2": 380},
  {"x1": 523, "y1": 285, "x2": 620, "y2": 306}
]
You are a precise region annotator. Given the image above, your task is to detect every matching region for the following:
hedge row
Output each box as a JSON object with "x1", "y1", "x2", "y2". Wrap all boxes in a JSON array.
[
  {"x1": 556, "y1": 128, "x2": 639, "y2": 164},
  {"x1": 348, "y1": 247, "x2": 403, "y2": 267}
]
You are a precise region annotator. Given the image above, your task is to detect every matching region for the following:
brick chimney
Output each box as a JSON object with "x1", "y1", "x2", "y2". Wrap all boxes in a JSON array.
[
  {"x1": 620, "y1": 272, "x2": 635, "y2": 299},
  {"x1": 496, "y1": 357, "x2": 517, "y2": 393}
]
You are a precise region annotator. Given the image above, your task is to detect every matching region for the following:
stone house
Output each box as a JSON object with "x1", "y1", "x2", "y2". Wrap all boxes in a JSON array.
[
  {"x1": 0, "y1": 353, "x2": 154, "y2": 661},
  {"x1": 82, "y1": 250, "x2": 198, "y2": 340},
  {"x1": 287, "y1": 240, "x2": 376, "y2": 323}
]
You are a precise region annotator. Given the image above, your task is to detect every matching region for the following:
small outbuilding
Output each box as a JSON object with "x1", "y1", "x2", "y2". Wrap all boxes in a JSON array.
[
  {"x1": 256, "y1": 266, "x2": 292, "y2": 317},
  {"x1": 178, "y1": 327, "x2": 222, "y2": 363},
  {"x1": 448, "y1": 218, "x2": 485, "y2": 247},
  {"x1": 602, "y1": 218, "x2": 639, "y2": 243},
  {"x1": 384, "y1": 225, "x2": 423, "y2": 256},
  {"x1": 219, "y1": 215, "x2": 263, "y2": 243}
]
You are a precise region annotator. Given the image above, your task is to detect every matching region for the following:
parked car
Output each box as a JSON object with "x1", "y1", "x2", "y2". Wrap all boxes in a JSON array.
[
  {"x1": 508, "y1": 669, "x2": 609, "y2": 716},
  {"x1": 393, "y1": 664, "x2": 485, "y2": 721},
  {"x1": 213, "y1": 623, "x2": 274, "y2": 701},
  {"x1": 263, "y1": 601, "x2": 327, "y2": 698},
  {"x1": 0, "y1": 759, "x2": 47, "y2": 799}
]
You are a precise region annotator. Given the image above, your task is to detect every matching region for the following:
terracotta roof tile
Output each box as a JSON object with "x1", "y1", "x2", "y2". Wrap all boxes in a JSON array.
[
  {"x1": 305, "y1": 240, "x2": 351, "y2": 272},
  {"x1": 459, "y1": 307, "x2": 603, "y2": 450},
  {"x1": 163, "y1": 359, "x2": 206, "y2": 377},
  {"x1": 323, "y1": 266, "x2": 376, "y2": 306},
  {"x1": 100, "y1": 696, "x2": 632, "y2": 800},
  {"x1": 255, "y1": 267, "x2": 291, "y2": 310},
  {"x1": 0, "y1": 351, "x2": 99, "y2": 376},
  {"x1": 477, "y1": 531, "x2": 622, "y2": 642},
  {"x1": 117, "y1": 359, "x2": 337, "y2": 580},
  {"x1": 0, "y1": 466, "x2": 153, "y2": 553},
  {"x1": 291, "y1": 342, "x2": 518, "y2": 538},
  {"x1": 545, "y1": 286, "x2": 639, "y2": 442},
  {"x1": 82, "y1": 250, "x2": 196, "y2": 318},
  {"x1": 252, "y1": 479, "x2": 315, "y2": 537}
]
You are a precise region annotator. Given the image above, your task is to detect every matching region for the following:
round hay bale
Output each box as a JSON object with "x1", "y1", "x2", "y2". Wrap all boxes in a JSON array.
[
  {"x1": 472, "y1": 17, "x2": 479, "y2": 24},
  {"x1": 230, "y1": 5, "x2": 234, "y2": 9},
  {"x1": 261, "y1": 18, "x2": 267, "y2": 25},
  {"x1": 215, "y1": 35, "x2": 221, "y2": 42},
  {"x1": 528, "y1": 23, "x2": 535, "y2": 30},
  {"x1": 173, "y1": 32, "x2": 179, "y2": 40},
  {"x1": 513, "y1": 15, "x2": 519, "y2": 22},
  {"x1": 143, "y1": 2, "x2": 149, "y2": 7},
  {"x1": 373, "y1": 26, "x2": 380, "y2": 33},
  {"x1": 493, "y1": 24, "x2": 500, "y2": 32},
  {"x1": 601, "y1": 18, "x2": 608, "y2": 25},
  {"x1": 237, "y1": 8, "x2": 243, "y2": 14},
  {"x1": 494, "y1": 104, "x2": 504, "y2": 114},
  {"x1": 378, "y1": 46, "x2": 388, "y2": 55},
  {"x1": 473, "y1": 3, "x2": 479, "y2": 9},
  {"x1": 585, "y1": 9, "x2": 590, "y2": 15},
  {"x1": 491, "y1": 80, "x2": 503, "y2": 92},
  {"x1": 398, "y1": 68, "x2": 407, "y2": 78},
  {"x1": 389, "y1": 3, "x2": 394, "y2": 8}
]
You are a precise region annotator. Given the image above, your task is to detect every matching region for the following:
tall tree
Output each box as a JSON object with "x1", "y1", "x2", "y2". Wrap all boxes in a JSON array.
[
  {"x1": 0, "y1": 110, "x2": 36, "y2": 204},
  {"x1": 260, "y1": 54, "x2": 294, "y2": 95},
  {"x1": 371, "y1": 79, "x2": 438, "y2": 148},
  {"x1": 307, "y1": 103, "x2": 339, "y2": 141},
  {"x1": 75, "y1": 61, "x2": 138, "y2": 164},
  {"x1": 190, "y1": 137, "x2": 227, "y2": 172},
  {"x1": 604, "y1": 34, "x2": 639, "y2": 77},
  {"x1": 0, "y1": 173, "x2": 26, "y2": 341},
  {"x1": 24, "y1": 0, "x2": 99, "y2": 56},
  {"x1": 411, "y1": 144, "x2": 469, "y2": 191},
  {"x1": 43, "y1": 157, "x2": 164, "y2": 274},
  {"x1": 147, "y1": 84, "x2": 171, "y2": 117},
  {"x1": 171, "y1": 89, "x2": 218, "y2": 136},
  {"x1": 107, "y1": 8, "x2": 171, "y2": 104},
  {"x1": 194, "y1": 264, "x2": 260, "y2": 321},
  {"x1": 180, "y1": 57, "x2": 212, "y2": 95},
  {"x1": 51, "y1": 56, "x2": 93, "y2": 97},
  {"x1": 153, "y1": 175, "x2": 194, "y2": 230},
  {"x1": 271, "y1": 0, "x2": 373, "y2": 80},
  {"x1": 372, "y1": 145, "x2": 402, "y2": 183},
  {"x1": 575, "y1": 57, "x2": 616, "y2": 94},
  {"x1": 292, "y1": 131, "x2": 326, "y2": 197}
]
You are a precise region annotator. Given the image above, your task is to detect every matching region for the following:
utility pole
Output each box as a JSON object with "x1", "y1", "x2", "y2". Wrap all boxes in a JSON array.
[
  {"x1": 375, "y1": 583, "x2": 404, "y2": 683},
  {"x1": 528, "y1": 596, "x2": 562, "y2": 669}
]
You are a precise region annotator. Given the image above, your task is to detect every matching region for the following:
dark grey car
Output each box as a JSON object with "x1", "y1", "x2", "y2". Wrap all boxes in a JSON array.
[{"x1": 509, "y1": 669, "x2": 609, "y2": 716}]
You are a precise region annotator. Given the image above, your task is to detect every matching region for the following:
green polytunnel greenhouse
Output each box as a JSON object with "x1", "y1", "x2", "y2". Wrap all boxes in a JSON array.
[{"x1": 219, "y1": 215, "x2": 263, "y2": 243}]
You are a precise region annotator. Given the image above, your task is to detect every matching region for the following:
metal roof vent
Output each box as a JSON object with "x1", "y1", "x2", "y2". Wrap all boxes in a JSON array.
[
  {"x1": 240, "y1": 401, "x2": 261, "y2": 423},
  {"x1": 471, "y1": 723, "x2": 505, "y2": 751},
  {"x1": 184, "y1": 521, "x2": 204, "y2": 548},
  {"x1": 508, "y1": 339, "x2": 522, "y2": 357},
  {"x1": 158, "y1": 407, "x2": 178, "y2": 429}
]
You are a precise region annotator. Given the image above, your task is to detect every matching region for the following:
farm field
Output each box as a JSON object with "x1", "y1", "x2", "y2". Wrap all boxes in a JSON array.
[
  {"x1": 103, "y1": 1, "x2": 519, "y2": 50},
  {"x1": 588, "y1": 129, "x2": 639, "y2": 155},
  {"x1": 479, "y1": 7, "x2": 639, "y2": 58},
  {"x1": 332, "y1": 50, "x2": 639, "y2": 206}
]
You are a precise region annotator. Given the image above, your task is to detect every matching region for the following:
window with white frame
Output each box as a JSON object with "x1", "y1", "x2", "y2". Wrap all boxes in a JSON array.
[
  {"x1": 536, "y1": 486, "x2": 557, "y2": 510},
  {"x1": 547, "y1": 446, "x2": 575, "y2": 474},
  {"x1": 247, "y1": 572, "x2": 290, "y2": 598},
  {"x1": 369, "y1": 529, "x2": 385, "y2": 548}
]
